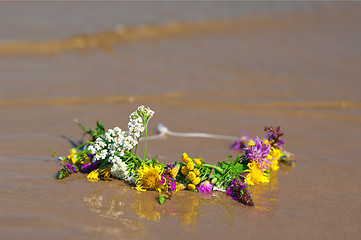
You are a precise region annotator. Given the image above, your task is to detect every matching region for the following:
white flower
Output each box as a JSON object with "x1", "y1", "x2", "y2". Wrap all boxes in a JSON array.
[
  {"x1": 93, "y1": 154, "x2": 100, "y2": 161},
  {"x1": 94, "y1": 143, "x2": 101, "y2": 151},
  {"x1": 110, "y1": 160, "x2": 129, "y2": 180},
  {"x1": 126, "y1": 175, "x2": 137, "y2": 184},
  {"x1": 95, "y1": 138, "x2": 106, "y2": 149},
  {"x1": 213, "y1": 186, "x2": 226, "y2": 192},
  {"x1": 108, "y1": 129, "x2": 115, "y2": 137},
  {"x1": 87, "y1": 145, "x2": 96, "y2": 155},
  {"x1": 105, "y1": 132, "x2": 113, "y2": 142},
  {"x1": 119, "y1": 161, "x2": 127, "y2": 170},
  {"x1": 113, "y1": 156, "x2": 121, "y2": 164},
  {"x1": 88, "y1": 106, "x2": 155, "y2": 166}
]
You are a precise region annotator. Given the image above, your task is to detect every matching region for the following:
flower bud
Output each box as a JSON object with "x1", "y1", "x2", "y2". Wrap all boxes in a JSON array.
[
  {"x1": 193, "y1": 157, "x2": 202, "y2": 166},
  {"x1": 187, "y1": 162, "x2": 194, "y2": 170},
  {"x1": 187, "y1": 183, "x2": 196, "y2": 190},
  {"x1": 188, "y1": 171, "x2": 196, "y2": 180},
  {"x1": 181, "y1": 166, "x2": 189, "y2": 175},
  {"x1": 192, "y1": 177, "x2": 201, "y2": 185}
]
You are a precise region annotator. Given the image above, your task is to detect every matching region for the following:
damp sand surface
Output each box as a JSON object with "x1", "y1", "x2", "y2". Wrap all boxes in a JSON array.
[{"x1": 1, "y1": 2, "x2": 361, "y2": 240}]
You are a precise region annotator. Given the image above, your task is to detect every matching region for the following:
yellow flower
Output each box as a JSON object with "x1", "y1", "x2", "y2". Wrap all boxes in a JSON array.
[
  {"x1": 247, "y1": 140, "x2": 255, "y2": 146},
  {"x1": 69, "y1": 148, "x2": 77, "y2": 155},
  {"x1": 266, "y1": 147, "x2": 282, "y2": 171},
  {"x1": 188, "y1": 183, "x2": 196, "y2": 190},
  {"x1": 184, "y1": 157, "x2": 192, "y2": 164},
  {"x1": 193, "y1": 168, "x2": 200, "y2": 176},
  {"x1": 170, "y1": 164, "x2": 180, "y2": 179},
  {"x1": 135, "y1": 164, "x2": 165, "y2": 192},
  {"x1": 99, "y1": 169, "x2": 110, "y2": 180},
  {"x1": 188, "y1": 171, "x2": 196, "y2": 181},
  {"x1": 192, "y1": 177, "x2": 201, "y2": 185},
  {"x1": 67, "y1": 149, "x2": 78, "y2": 165},
  {"x1": 81, "y1": 154, "x2": 91, "y2": 164},
  {"x1": 181, "y1": 166, "x2": 189, "y2": 175},
  {"x1": 87, "y1": 170, "x2": 99, "y2": 181},
  {"x1": 187, "y1": 162, "x2": 194, "y2": 171},
  {"x1": 245, "y1": 162, "x2": 270, "y2": 185},
  {"x1": 193, "y1": 157, "x2": 202, "y2": 166},
  {"x1": 182, "y1": 152, "x2": 188, "y2": 161},
  {"x1": 269, "y1": 159, "x2": 279, "y2": 171},
  {"x1": 176, "y1": 183, "x2": 186, "y2": 191},
  {"x1": 270, "y1": 147, "x2": 282, "y2": 161}
]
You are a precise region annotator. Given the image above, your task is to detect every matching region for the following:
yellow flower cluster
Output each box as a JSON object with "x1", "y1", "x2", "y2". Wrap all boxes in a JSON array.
[
  {"x1": 67, "y1": 149, "x2": 78, "y2": 165},
  {"x1": 66, "y1": 149, "x2": 91, "y2": 166},
  {"x1": 81, "y1": 154, "x2": 91, "y2": 165},
  {"x1": 87, "y1": 170, "x2": 99, "y2": 181},
  {"x1": 181, "y1": 153, "x2": 202, "y2": 190},
  {"x1": 244, "y1": 162, "x2": 270, "y2": 185},
  {"x1": 169, "y1": 164, "x2": 180, "y2": 179},
  {"x1": 99, "y1": 169, "x2": 110, "y2": 180},
  {"x1": 264, "y1": 140, "x2": 282, "y2": 171},
  {"x1": 243, "y1": 139, "x2": 284, "y2": 185},
  {"x1": 86, "y1": 169, "x2": 110, "y2": 181},
  {"x1": 266, "y1": 147, "x2": 282, "y2": 171}
]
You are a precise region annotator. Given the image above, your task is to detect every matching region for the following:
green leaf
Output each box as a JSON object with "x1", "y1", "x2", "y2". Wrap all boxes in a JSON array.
[
  {"x1": 233, "y1": 163, "x2": 244, "y2": 175},
  {"x1": 96, "y1": 121, "x2": 105, "y2": 131}
]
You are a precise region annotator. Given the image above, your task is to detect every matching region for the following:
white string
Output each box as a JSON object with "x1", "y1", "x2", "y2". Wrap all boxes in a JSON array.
[{"x1": 140, "y1": 123, "x2": 238, "y2": 141}]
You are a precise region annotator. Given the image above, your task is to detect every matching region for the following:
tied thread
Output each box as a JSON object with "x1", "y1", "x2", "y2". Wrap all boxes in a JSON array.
[{"x1": 140, "y1": 124, "x2": 238, "y2": 141}]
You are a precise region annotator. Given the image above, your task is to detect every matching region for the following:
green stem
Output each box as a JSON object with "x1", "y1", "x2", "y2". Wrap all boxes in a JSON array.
[
  {"x1": 75, "y1": 141, "x2": 92, "y2": 150},
  {"x1": 202, "y1": 164, "x2": 223, "y2": 173},
  {"x1": 142, "y1": 119, "x2": 149, "y2": 161},
  {"x1": 134, "y1": 136, "x2": 140, "y2": 155},
  {"x1": 48, "y1": 148, "x2": 62, "y2": 158}
]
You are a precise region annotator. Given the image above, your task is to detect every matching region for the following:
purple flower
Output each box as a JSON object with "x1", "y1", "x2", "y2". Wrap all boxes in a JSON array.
[
  {"x1": 243, "y1": 136, "x2": 271, "y2": 170},
  {"x1": 197, "y1": 181, "x2": 213, "y2": 194},
  {"x1": 265, "y1": 126, "x2": 284, "y2": 149},
  {"x1": 64, "y1": 163, "x2": 77, "y2": 173},
  {"x1": 231, "y1": 132, "x2": 250, "y2": 151},
  {"x1": 267, "y1": 133, "x2": 275, "y2": 140},
  {"x1": 80, "y1": 161, "x2": 99, "y2": 173},
  {"x1": 226, "y1": 174, "x2": 254, "y2": 206}
]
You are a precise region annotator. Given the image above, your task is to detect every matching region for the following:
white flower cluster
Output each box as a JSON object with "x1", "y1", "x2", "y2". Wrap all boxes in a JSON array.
[
  {"x1": 129, "y1": 105, "x2": 154, "y2": 124},
  {"x1": 110, "y1": 159, "x2": 129, "y2": 180},
  {"x1": 86, "y1": 106, "x2": 154, "y2": 180}
]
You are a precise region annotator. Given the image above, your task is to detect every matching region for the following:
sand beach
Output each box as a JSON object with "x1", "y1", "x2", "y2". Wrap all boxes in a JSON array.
[{"x1": 0, "y1": 2, "x2": 361, "y2": 239}]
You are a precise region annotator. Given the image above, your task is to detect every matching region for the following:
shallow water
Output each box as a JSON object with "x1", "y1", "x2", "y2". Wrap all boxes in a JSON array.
[{"x1": 1, "y1": 2, "x2": 361, "y2": 240}]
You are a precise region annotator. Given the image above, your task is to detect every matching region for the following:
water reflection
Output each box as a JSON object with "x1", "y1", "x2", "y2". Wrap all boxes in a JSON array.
[{"x1": 83, "y1": 172, "x2": 279, "y2": 232}]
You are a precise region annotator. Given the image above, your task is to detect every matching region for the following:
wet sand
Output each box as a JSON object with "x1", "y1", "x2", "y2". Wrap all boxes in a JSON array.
[{"x1": 1, "y1": 2, "x2": 361, "y2": 240}]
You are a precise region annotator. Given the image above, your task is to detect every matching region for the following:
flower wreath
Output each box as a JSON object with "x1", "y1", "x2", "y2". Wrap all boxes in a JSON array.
[{"x1": 50, "y1": 106, "x2": 295, "y2": 206}]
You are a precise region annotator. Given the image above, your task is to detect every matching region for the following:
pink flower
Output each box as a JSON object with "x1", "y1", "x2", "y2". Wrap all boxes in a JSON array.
[{"x1": 197, "y1": 180, "x2": 213, "y2": 194}]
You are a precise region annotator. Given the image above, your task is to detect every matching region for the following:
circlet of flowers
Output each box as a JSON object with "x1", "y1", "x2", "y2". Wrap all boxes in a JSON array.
[{"x1": 50, "y1": 105, "x2": 295, "y2": 206}]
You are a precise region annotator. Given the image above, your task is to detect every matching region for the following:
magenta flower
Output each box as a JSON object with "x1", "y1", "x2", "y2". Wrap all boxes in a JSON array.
[
  {"x1": 169, "y1": 181, "x2": 177, "y2": 191},
  {"x1": 159, "y1": 174, "x2": 166, "y2": 185},
  {"x1": 197, "y1": 180, "x2": 213, "y2": 194}
]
